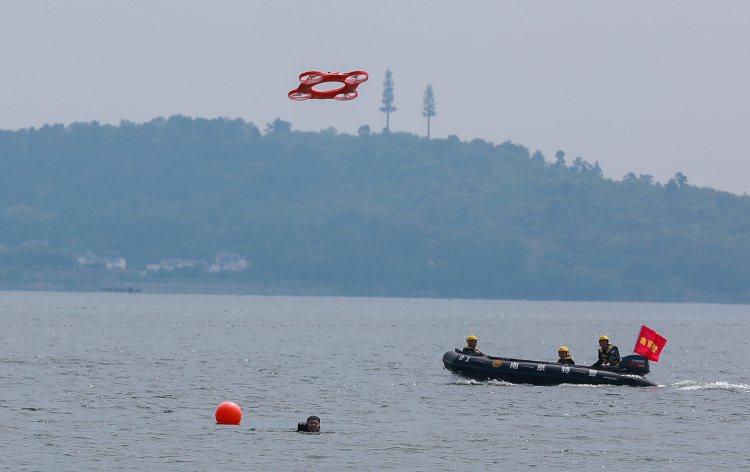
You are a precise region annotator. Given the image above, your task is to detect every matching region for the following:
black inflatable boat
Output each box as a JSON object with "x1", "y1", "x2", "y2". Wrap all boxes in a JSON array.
[{"x1": 443, "y1": 349, "x2": 658, "y2": 387}]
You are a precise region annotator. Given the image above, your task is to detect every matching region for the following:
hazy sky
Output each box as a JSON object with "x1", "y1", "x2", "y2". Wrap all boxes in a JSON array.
[{"x1": 1, "y1": 1, "x2": 748, "y2": 193}]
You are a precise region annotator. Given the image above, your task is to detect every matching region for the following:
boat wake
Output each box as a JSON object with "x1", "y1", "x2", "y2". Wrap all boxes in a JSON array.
[
  {"x1": 672, "y1": 380, "x2": 750, "y2": 393},
  {"x1": 450, "y1": 378, "x2": 514, "y2": 387}
]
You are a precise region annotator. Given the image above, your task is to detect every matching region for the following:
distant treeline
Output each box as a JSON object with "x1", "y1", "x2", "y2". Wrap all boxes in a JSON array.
[{"x1": 1, "y1": 116, "x2": 749, "y2": 302}]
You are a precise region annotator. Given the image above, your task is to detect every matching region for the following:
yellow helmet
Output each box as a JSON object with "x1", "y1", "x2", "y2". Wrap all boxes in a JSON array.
[
  {"x1": 558, "y1": 346, "x2": 569, "y2": 353},
  {"x1": 599, "y1": 335, "x2": 609, "y2": 342},
  {"x1": 466, "y1": 335, "x2": 478, "y2": 342}
]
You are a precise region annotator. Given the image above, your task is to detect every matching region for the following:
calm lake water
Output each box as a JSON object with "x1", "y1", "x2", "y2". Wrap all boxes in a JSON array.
[{"x1": 1, "y1": 291, "x2": 748, "y2": 470}]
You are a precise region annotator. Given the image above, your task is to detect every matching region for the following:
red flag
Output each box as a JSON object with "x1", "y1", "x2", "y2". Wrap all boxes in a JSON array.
[{"x1": 633, "y1": 325, "x2": 667, "y2": 362}]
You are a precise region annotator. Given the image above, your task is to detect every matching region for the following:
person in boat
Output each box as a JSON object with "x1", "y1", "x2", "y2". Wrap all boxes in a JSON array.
[
  {"x1": 461, "y1": 335, "x2": 486, "y2": 357},
  {"x1": 591, "y1": 335, "x2": 620, "y2": 368},
  {"x1": 297, "y1": 415, "x2": 320, "y2": 433},
  {"x1": 557, "y1": 346, "x2": 575, "y2": 365}
]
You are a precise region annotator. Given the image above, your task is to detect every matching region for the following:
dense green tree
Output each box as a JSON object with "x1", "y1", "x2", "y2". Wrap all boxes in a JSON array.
[
  {"x1": 265, "y1": 118, "x2": 291, "y2": 134},
  {"x1": 531, "y1": 150, "x2": 546, "y2": 164},
  {"x1": 666, "y1": 172, "x2": 688, "y2": 192},
  {"x1": 592, "y1": 161, "x2": 603, "y2": 177},
  {"x1": 572, "y1": 156, "x2": 592, "y2": 172},
  {"x1": 554, "y1": 150, "x2": 566, "y2": 167},
  {"x1": 675, "y1": 171, "x2": 688, "y2": 187},
  {"x1": 357, "y1": 125, "x2": 371, "y2": 137}
]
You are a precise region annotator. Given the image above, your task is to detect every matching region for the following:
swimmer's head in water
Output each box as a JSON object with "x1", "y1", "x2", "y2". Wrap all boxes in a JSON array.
[{"x1": 306, "y1": 416, "x2": 320, "y2": 432}]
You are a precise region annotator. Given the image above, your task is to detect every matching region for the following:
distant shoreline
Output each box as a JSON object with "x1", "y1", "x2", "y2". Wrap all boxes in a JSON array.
[
  {"x1": 3, "y1": 118, "x2": 749, "y2": 304},
  {"x1": 2, "y1": 280, "x2": 748, "y2": 306}
]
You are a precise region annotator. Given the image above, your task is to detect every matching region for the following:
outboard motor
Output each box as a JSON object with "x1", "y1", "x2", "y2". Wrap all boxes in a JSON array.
[{"x1": 620, "y1": 355, "x2": 650, "y2": 375}]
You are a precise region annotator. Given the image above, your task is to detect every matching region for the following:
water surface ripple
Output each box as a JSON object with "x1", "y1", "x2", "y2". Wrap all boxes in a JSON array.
[{"x1": 1, "y1": 292, "x2": 748, "y2": 470}]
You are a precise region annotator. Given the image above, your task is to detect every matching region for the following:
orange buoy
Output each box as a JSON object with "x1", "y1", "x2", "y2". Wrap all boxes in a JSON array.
[{"x1": 215, "y1": 401, "x2": 242, "y2": 425}]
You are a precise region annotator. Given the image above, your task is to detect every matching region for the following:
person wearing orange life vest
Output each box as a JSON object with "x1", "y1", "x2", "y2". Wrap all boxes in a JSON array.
[{"x1": 591, "y1": 335, "x2": 620, "y2": 368}]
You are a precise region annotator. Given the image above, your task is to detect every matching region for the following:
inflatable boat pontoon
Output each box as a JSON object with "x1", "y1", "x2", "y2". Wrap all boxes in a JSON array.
[{"x1": 443, "y1": 349, "x2": 658, "y2": 387}]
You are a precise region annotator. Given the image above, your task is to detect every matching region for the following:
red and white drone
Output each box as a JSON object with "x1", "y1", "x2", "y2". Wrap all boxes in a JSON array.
[{"x1": 288, "y1": 70, "x2": 369, "y2": 101}]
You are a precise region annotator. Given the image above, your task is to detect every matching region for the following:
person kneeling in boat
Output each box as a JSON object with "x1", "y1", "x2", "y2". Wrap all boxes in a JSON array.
[
  {"x1": 461, "y1": 335, "x2": 486, "y2": 357},
  {"x1": 557, "y1": 346, "x2": 575, "y2": 365},
  {"x1": 591, "y1": 335, "x2": 620, "y2": 369}
]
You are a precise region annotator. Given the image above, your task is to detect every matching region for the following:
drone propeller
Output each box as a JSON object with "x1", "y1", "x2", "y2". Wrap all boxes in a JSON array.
[
  {"x1": 298, "y1": 71, "x2": 325, "y2": 85},
  {"x1": 334, "y1": 91, "x2": 358, "y2": 101},
  {"x1": 344, "y1": 71, "x2": 369, "y2": 85},
  {"x1": 288, "y1": 91, "x2": 312, "y2": 101}
]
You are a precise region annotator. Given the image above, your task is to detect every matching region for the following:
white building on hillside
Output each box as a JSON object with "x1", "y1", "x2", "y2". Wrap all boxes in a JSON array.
[{"x1": 209, "y1": 252, "x2": 248, "y2": 273}]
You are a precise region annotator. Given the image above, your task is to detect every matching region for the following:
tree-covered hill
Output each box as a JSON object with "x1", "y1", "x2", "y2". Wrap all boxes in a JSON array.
[{"x1": 1, "y1": 116, "x2": 749, "y2": 302}]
